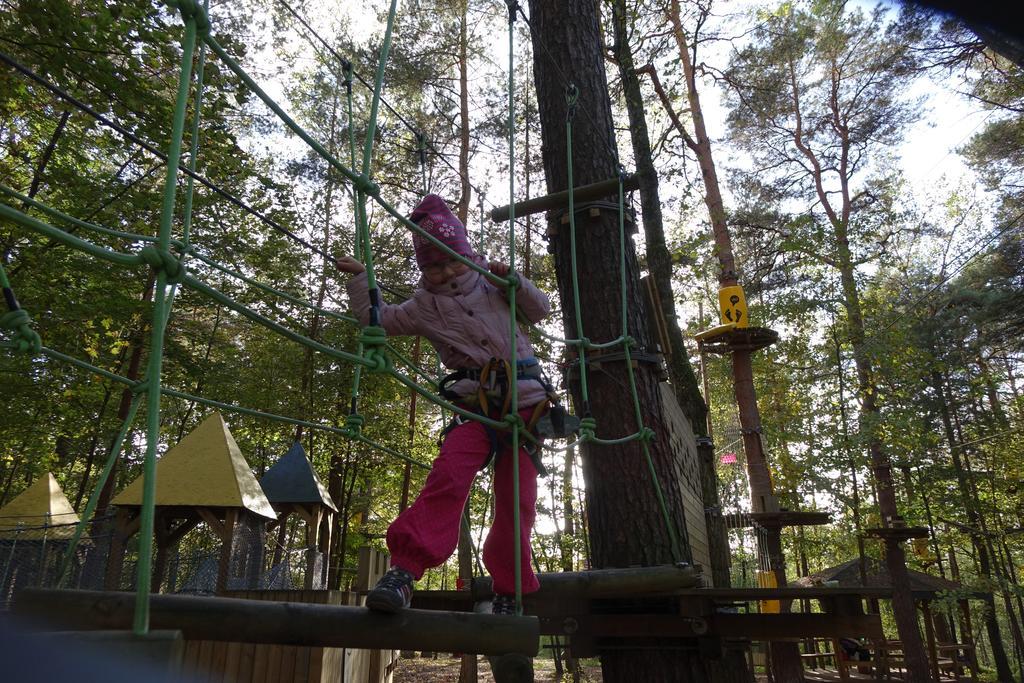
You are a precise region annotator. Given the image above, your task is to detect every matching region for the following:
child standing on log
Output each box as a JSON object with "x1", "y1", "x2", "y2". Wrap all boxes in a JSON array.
[{"x1": 336, "y1": 194, "x2": 551, "y2": 615}]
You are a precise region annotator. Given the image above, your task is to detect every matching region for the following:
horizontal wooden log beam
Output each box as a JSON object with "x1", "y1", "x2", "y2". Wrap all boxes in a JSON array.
[
  {"x1": 13, "y1": 589, "x2": 538, "y2": 656},
  {"x1": 709, "y1": 613, "x2": 884, "y2": 640},
  {"x1": 471, "y1": 563, "x2": 701, "y2": 601},
  {"x1": 489, "y1": 175, "x2": 640, "y2": 223},
  {"x1": 676, "y1": 587, "x2": 894, "y2": 599}
]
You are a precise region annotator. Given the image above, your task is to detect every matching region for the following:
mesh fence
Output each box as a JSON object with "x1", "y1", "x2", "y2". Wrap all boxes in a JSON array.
[{"x1": 0, "y1": 512, "x2": 328, "y2": 607}]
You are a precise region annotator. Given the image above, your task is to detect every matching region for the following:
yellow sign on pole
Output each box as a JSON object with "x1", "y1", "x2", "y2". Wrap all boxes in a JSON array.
[
  {"x1": 757, "y1": 569, "x2": 781, "y2": 614},
  {"x1": 718, "y1": 285, "x2": 749, "y2": 328}
]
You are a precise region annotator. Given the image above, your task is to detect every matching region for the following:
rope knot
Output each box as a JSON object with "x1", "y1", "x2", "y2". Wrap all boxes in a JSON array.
[
  {"x1": 504, "y1": 272, "x2": 520, "y2": 291},
  {"x1": 565, "y1": 83, "x2": 579, "y2": 121},
  {"x1": 0, "y1": 309, "x2": 41, "y2": 355},
  {"x1": 166, "y1": 0, "x2": 211, "y2": 35},
  {"x1": 638, "y1": 427, "x2": 656, "y2": 443},
  {"x1": 130, "y1": 380, "x2": 150, "y2": 395},
  {"x1": 578, "y1": 337, "x2": 591, "y2": 350},
  {"x1": 622, "y1": 335, "x2": 636, "y2": 349},
  {"x1": 503, "y1": 412, "x2": 525, "y2": 431},
  {"x1": 140, "y1": 246, "x2": 187, "y2": 283},
  {"x1": 344, "y1": 413, "x2": 365, "y2": 437},
  {"x1": 359, "y1": 326, "x2": 391, "y2": 373},
  {"x1": 354, "y1": 174, "x2": 380, "y2": 198},
  {"x1": 578, "y1": 416, "x2": 597, "y2": 439}
]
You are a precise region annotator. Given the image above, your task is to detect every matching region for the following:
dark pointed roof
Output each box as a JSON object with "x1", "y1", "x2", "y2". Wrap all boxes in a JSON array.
[
  {"x1": 791, "y1": 557, "x2": 960, "y2": 597},
  {"x1": 258, "y1": 442, "x2": 337, "y2": 512}
]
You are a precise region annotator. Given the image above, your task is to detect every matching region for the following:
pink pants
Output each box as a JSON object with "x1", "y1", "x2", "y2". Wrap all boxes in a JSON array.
[{"x1": 386, "y1": 407, "x2": 540, "y2": 595}]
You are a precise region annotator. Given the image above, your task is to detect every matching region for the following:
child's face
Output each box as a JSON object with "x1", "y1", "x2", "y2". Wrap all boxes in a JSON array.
[{"x1": 422, "y1": 257, "x2": 470, "y2": 285}]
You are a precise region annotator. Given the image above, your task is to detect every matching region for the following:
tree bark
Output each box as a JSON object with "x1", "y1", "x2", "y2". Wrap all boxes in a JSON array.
[{"x1": 527, "y1": 2, "x2": 707, "y2": 679}]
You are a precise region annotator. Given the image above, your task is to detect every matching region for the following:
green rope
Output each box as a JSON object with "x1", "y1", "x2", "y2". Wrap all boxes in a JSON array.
[
  {"x1": 353, "y1": 0, "x2": 400, "y2": 323},
  {"x1": 563, "y1": 85, "x2": 594, "y2": 439},
  {"x1": 0, "y1": 185, "x2": 441, "y2": 383},
  {"x1": 505, "y1": 0, "x2": 523, "y2": 614},
  {"x1": 0, "y1": 259, "x2": 41, "y2": 354},
  {"x1": 35, "y1": 345, "x2": 431, "y2": 470},
  {"x1": 130, "y1": 4, "x2": 200, "y2": 634},
  {"x1": 417, "y1": 132, "x2": 428, "y2": 196}
]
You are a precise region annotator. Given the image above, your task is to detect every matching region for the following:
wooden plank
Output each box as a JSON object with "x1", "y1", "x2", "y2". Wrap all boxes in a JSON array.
[
  {"x1": 307, "y1": 646, "x2": 324, "y2": 683},
  {"x1": 236, "y1": 642, "x2": 256, "y2": 683},
  {"x1": 292, "y1": 644, "x2": 310, "y2": 683},
  {"x1": 223, "y1": 641, "x2": 242, "y2": 683},
  {"x1": 198, "y1": 640, "x2": 215, "y2": 683},
  {"x1": 182, "y1": 639, "x2": 201, "y2": 679},
  {"x1": 266, "y1": 644, "x2": 282, "y2": 683},
  {"x1": 279, "y1": 645, "x2": 296, "y2": 682},
  {"x1": 251, "y1": 643, "x2": 269, "y2": 683},
  {"x1": 210, "y1": 640, "x2": 229, "y2": 682}
]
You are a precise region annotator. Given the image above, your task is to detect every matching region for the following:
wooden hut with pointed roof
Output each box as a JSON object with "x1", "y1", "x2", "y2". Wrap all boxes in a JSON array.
[
  {"x1": 792, "y1": 558, "x2": 982, "y2": 681},
  {"x1": 0, "y1": 473, "x2": 81, "y2": 601},
  {"x1": 259, "y1": 442, "x2": 337, "y2": 589},
  {"x1": 0, "y1": 472, "x2": 79, "y2": 540},
  {"x1": 106, "y1": 412, "x2": 277, "y2": 594}
]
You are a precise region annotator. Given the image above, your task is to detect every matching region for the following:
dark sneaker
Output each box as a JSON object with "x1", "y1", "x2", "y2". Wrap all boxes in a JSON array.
[
  {"x1": 492, "y1": 593, "x2": 518, "y2": 615},
  {"x1": 366, "y1": 567, "x2": 414, "y2": 613}
]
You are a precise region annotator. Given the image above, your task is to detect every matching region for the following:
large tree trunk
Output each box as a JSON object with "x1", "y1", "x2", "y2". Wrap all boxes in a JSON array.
[{"x1": 527, "y1": 3, "x2": 707, "y2": 680}]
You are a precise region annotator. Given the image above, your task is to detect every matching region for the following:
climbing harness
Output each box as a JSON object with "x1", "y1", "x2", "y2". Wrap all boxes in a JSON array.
[{"x1": 437, "y1": 357, "x2": 575, "y2": 476}]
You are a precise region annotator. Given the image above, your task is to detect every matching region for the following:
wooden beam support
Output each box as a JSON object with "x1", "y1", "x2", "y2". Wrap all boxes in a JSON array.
[
  {"x1": 471, "y1": 563, "x2": 701, "y2": 601},
  {"x1": 489, "y1": 175, "x2": 640, "y2": 223},
  {"x1": 13, "y1": 589, "x2": 540, "y2": 657}
]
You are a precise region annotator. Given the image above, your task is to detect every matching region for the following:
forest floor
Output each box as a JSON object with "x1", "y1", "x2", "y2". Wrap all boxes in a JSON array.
[
  {"x1": 391, "y1": 654, "x2": 775, "y2": 681},
  {"x1": 391, "y1": 655, "x2": 783, "y2": 681},
  {"x1": 391, "y1": 654, "x2": 603, "y2": 681}
]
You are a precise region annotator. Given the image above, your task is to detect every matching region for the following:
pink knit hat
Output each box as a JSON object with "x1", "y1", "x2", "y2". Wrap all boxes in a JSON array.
[{"x1": 409, "y1": 194, "x2": 472, "y2": 269}]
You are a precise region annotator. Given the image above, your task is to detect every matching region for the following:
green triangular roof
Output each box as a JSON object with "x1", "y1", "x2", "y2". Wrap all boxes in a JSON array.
[
  {"x1": 112, "y1": 412, "x2": 276, "y2": 519},
  {"x1": 259, "y1": 442, "x2": 337, "y2": 512},
  {"x1": 0, "y1": 472, "x2": 80, "y2": 539}
]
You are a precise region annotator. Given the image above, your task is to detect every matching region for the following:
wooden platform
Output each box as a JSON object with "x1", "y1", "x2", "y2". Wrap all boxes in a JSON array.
[
  {"x1": 724, "y1": 510, "x2": 831, "y2": 529},
  {"x1": 697, "y1": 326, "x2": 778, "y2": 355}
]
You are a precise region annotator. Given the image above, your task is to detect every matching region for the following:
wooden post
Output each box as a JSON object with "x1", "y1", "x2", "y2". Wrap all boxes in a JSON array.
[
  {"x1": 271, "y1": 510, "x2": 289, "y2": 570},
  {"x1": 923, "y1": 601, "x2": 940, "y2": 682},
  {"x1": 153, "y1": 510, "x2": 171, "y2": 594},
  {"x1": 103, "y1": 508, "x2": 138, "y2": 590},
  {"x1": 304, "y1": 506, "x2": 322, "y2": 590},
  {"x1": 959, "y1": 599, "x2": 980, "y2": 680},
  {"x1": 318, "y1": 511, "x2": 333, "y2": 588}
]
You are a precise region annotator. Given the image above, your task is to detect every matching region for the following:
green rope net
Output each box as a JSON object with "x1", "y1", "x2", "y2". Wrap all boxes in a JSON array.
[{"x1": 0, "y1": 0, "x2": 691, "y2": 633}]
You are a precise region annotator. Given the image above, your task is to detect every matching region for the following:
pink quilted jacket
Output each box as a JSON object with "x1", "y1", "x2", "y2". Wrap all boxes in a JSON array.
[{"x1": 345, "y1": 255, "x2": 551, "y2": 408}]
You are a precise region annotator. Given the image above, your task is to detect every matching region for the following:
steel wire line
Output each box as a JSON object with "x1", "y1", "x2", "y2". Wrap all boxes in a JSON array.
[{"x1": 274, "y1": 0, "x2": 492, "y2": 208}]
